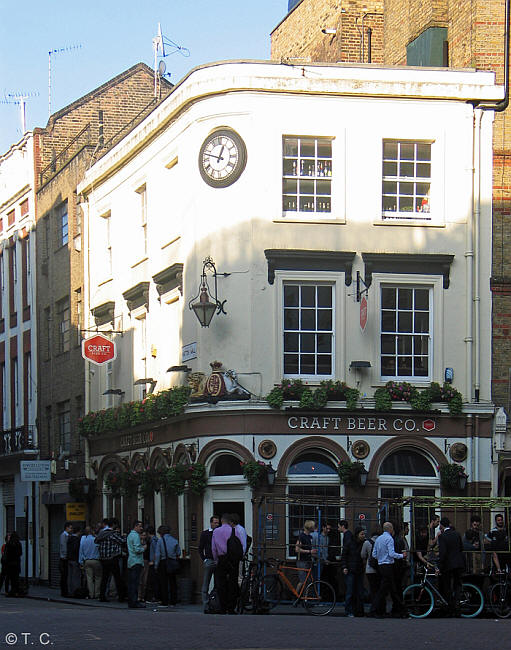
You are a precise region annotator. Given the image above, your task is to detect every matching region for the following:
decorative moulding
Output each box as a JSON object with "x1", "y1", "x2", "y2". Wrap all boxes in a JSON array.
[{"x1": 264, "y1": 249, "x2": 356, "y2": 286}]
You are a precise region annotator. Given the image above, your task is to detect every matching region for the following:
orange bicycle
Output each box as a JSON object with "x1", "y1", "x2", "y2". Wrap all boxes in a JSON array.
[{"x1": 260, "y1": 559, "x2": 336, "y2": 616}]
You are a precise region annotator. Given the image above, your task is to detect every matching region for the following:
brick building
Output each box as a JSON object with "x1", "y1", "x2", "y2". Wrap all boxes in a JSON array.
[
  {"x1": 32, "y1": 62, "x2": 171, "y2": 584},
  {"x1": 271, "y1": 0, "x2": 511, "y2": 495}
]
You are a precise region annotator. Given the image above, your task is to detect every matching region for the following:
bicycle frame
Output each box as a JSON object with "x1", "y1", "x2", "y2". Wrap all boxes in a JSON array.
[
  {"x1": 275, "y1": 564, "x2": 314, "y2": 601},
  {"x1": 419, "y1": 573, "x2": 448, "y2": 608}
]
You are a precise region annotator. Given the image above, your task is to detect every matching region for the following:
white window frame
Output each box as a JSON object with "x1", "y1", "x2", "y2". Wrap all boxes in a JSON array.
[
  {"x1": 275, "y1": 270, "x2": 343, "y2": 382},
  {"x1": 373, "y1": 273, "x2": 443, "y2": 385},
  {"x1": 376, "y1": 131, "x2": 445, "y2": 227},
  {"x1": 58, "y1": 201, "x2": 68, "y2": 247}
]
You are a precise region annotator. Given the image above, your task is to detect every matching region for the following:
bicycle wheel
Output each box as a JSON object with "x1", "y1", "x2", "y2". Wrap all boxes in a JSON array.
[
  {"x1": 488, "y1": 583, "x2": 511, "y2": 618},
  {"x1": 260, "y1": 574, "x2": 282, "y2": 609},
  {"x1": 237, "y1": 574, "x2": 253, "y2": 613},
  {"x1": 403, "y1": 584, "x2": 434, "y2": 618},
  {"x1": 303, "y1": 580, "x2": 336, "y2": 616},
  {"x1": 460, "y1": 582, "x2": 484, "y2": 618}
]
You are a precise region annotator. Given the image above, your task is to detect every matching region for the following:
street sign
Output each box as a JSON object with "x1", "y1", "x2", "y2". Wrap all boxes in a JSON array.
[
  {"x1": 182, "y1": 342, "x2": 197, "y2": 362},
  {"x1": 358, "y1": 513, "x2": 366, "y2": 521},
  {"x1": 82, "y1": 334, "x2": 116, "y2": 366},
  {"x1": 360, "y1": 295, "x2": 368, "y2": 331},
  {"x1": 20, "y1": 460, "x2": 51, "y2": 482}
]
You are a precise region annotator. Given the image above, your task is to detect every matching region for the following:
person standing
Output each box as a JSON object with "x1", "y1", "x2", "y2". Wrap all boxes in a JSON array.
[
  {"x1": 341, "y1": 526, "x2": 366, "y2": 617},
  {"x1": 95, "y1": 518, "x2": 127, "y2": 602},
  {"x1": 67, "y1": 525, "x2": 82, "y2": 596},
  {"x1": 338, "y1": 520, "x2": 353, "y2": 549},
  {"x1": 0, "y1": 534, "x2": 11, "y2": 594},
  {"x1": 212, "y1": 514, "x2": 244, "y2": 614},
  {"x1": 295, "y1": 520, "x2": 317, "y2": 596},
  {"x1": 198, "y1": 515, "x2": 220, "y2": 607},
  {"x1": 79, "y1": 526, "x2": 102, "y2": 599},
  {"x1": 4, "y1": 531, "x2": 22, "y2": 597},
  {"x1": 361, "y1": 525, "x2": 382, "y2": 616},
  {"x1": 372, "y1": 521, "x2": 407, "y2": 617},
  {"x1": 486, "y1": 513, "x2": 510, "y2": 572},
  {"x1": 438, "y1": 517, "x2": 465, "y2": 617},
  {"x1": 127, "y1": 520, "x2": 146, "y2": 609},
  {"x1": 154, "y1": 525, "x2": 181, "y2": 608},
  {"x1": 59, "y1": 522, "x2": 72, "y2": 597}
]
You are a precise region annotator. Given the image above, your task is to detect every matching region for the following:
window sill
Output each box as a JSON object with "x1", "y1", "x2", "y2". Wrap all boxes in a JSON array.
[
  {"x1": 274, "y1": 217, "x2": 345, "y2": 225},
  {"x1": 375, "y1": 217, "x2": 444, "y2": 227}
]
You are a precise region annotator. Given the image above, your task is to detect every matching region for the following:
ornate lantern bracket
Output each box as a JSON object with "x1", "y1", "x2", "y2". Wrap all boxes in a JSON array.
[{"x1": 188, "y1": 257, "x2": 229, "y2": 327}]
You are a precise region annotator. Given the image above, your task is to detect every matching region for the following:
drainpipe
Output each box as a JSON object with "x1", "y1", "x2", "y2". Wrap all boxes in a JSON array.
[{"x1": 367, "y1": 28, "x2": 373, "y2": 64}]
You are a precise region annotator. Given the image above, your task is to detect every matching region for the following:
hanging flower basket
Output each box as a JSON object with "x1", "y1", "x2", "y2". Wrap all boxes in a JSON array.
[
  {"x1": 241, "y1": 460, "x2": 268, "y2": 490},
  {"x1": 139, "y1": 468, "x2": 166, "y2": 497},
  {"x1": 439, "y1": 463, "x2": 468, "y2": 489},
  {"x1": 337, "y1": 460, "x2": 366, "y2": 487}
]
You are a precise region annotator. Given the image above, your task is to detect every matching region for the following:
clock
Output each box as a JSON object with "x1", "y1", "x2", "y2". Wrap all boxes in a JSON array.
[{"x1": 198, "y1": 128, "x2": 247, "y2": 187}]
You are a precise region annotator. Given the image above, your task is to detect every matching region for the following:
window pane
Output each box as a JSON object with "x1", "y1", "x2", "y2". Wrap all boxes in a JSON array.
[
  {"x1": 211, "y1": 454, "x2": 243, "y2": 476},
  {"x1": 397, "y1": 335, "x2": 412, "y2": 354},
  {"x1": 414, "y1": 289, "x2": 429, "y2": 310},
  {"x1": 284, "y1": 354, "x2": 299, "y2": 374},
  {"x1": 383, "y1": 161, "x2": 397, "y2": 176},
  {"x1": 399, "y1": 162, "x2": 414, "y2": 177},
  {"x1": 283, "y1": 179, "x2": 297, "y2": 193},
  {"x1": 317, "y1": 309, "x2": 332, "y2": 331},
  {"x1": 398, "y1": 357, "x2": 412, "y2": 375},
  {"x1": 414, "y1": 357, "x2": 429, "y2": 376},
  {"x1": 381, "y1": 356, "x2": 396, "y2": 375},
  {"x1": 317, "y1": 286, "x2": 332, "y2": 307},
  {"x1": 301, "y1": 355, "x2": 315, "y2": 374},
  {"x1": 301, "y1": 310, "x2": 315, "y2": 330},
  {"x1": 317, "y1": 355, "x2": 332, "y2": 375},
  {"x1": 283, "y1": 159, "x2": 297, "y2": 176},
  {"x1": 381, "y1": 287, "x2": 396, "y2": 309},
  {"x1": 300, "y1": 333, "x2": 315, "y2": 353},
  {"x1": 380, "y1": 450, "x2": 435, "y2": 476},
  {"x1": 416, "y1": 163, "x2": 431, "y2": 178},
  {"x1": 284, "y1": 309, "x2": 299, "y2": 329},
  {"x1": 383, "y1": 142, "x2": 398, "y2": 159},
  {"x1": 284, "y1": 333, "x2": 299, "y2": 352},
  {"x1": 317, "y1": 333, "x2": 332, "y2": 353},
  {"x1": 383, "y1": 196, "x2": 397, "y2": 211},
  {"x1": 414, "y1": 336, "x2": 428, "y2": 355},
  {"x1": 301, "y1": 286, "x2": 315, "y2": 307},
  {"x1": 300, "y1": 139, "x2": 315, "y2": 157},
  {"x1": 299, "y1": 179, "x2": 314, "y2": 194},
  {"x1": 316, "y1": 180, "x2": 331, "y2": 195},
  {"x1": 398, "y1": 312, "x2": 412, "y2": 332},
  {"x1": 284, "y1": 285, "x2": 299, "y2": 306},
  {"x1": 398, "y1": 196, "x2": 414, "y2": 212},
  {"x1": 284, "y1": 138, "x2": 298, "y2": 157},
  {"x1": 383, "y1": 181, "x2": 397, "y2": 194},
  {"x1": 381, "y1": 311, "x2": 396, "y2": 331},
  {"x1": 381, "y1": 334, "x2": 395, "y2": 354},
  {"x1": 414, "y1": 312, "x2": 429, "y2": 333},
  {"x1": 398, "y1": 289, "x2": 412, "y2": 309},
  {"x1": 417, "y1": 143, "x2": 431, "y2": 161},
  {"x1": 399, "y1": 182, "x2": 414, "y2": 196},
  {"x1": 317, "y1": 140, "x2": 332, "y2": 157}
]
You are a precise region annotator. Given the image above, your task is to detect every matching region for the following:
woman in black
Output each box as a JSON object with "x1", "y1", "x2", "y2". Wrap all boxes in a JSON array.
[
  {"x1": 4, "y1": 531, "x2": 22, "y2": 597},
  {"x1": 295, "y1": 520, "x2": 316, "y2": 595},
  {"x1": 341, "y1": 526, "x2": 366, "y2": 616}
]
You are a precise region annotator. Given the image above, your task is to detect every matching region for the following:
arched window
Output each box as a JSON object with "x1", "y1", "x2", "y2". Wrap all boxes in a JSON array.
[
  {"x1": 288, "y1": 452, "x2": 337, "y2": 475},
  {"x1": 210, "y1": 454, "x2": 243, "y2": 477},
  {"x1": 379, "y1": 450, "x2": 436, "y2": 477}
]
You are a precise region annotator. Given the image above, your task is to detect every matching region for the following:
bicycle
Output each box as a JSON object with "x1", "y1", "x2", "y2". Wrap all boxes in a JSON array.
[
  {"x1": 403, "y1": 569, "x2": 484, "y2": 619},
  {"x1": 488, "y1": 569, "x2": 511, "y2": 618},
  {"x1": 237, "y1": 556, "x2": 266, "y2": 614},
  {"x1": 259, "y1": 558, "x2": 336, "y2": 616}
]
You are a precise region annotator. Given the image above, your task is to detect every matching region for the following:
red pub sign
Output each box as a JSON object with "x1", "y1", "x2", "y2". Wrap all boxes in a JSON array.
[{"x1": 81, "y1": 334, "x2": 116, "y2": 366}]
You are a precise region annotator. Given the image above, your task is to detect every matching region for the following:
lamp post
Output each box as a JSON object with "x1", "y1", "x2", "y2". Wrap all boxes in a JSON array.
[
  {"x1": 359, "y1": 466, "x2": 369, "y2": 488},
  {"x1": 188, "y1": 257, "x2": 228, "y2": 327},
  {"x1": 458, "y1": 473, "x2": 468, "y2": 490}
]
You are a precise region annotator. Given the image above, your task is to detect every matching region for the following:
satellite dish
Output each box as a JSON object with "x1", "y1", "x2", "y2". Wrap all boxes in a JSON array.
[{"x1": 158, "y1": 60, "x2": 166, "y2": 76}]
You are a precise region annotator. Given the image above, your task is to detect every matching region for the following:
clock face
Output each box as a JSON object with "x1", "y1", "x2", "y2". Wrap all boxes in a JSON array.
[{"x1": 199, "y1": 129, "x2": 247, "y2": 187}]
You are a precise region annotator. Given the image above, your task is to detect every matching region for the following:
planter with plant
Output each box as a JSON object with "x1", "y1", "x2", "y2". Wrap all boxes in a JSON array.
[
  {"x1": 337, "y1": 460, "x2": 366, "y2": 487},
  {"x1": 439, "y1": 463, "x2": 467, "y2": 489},
  {"x1": 162, "y1": 465, "x2": 187, "y2": 496},
  {"x1": 187, "y1": 463, "x2": 208, "y2": 495},
  {"x1": 241, "y1": 460, "x2": 268, "y2": 489},
  {"x1": 139, "y1": 468, "x2": 166, "y2": 497}
]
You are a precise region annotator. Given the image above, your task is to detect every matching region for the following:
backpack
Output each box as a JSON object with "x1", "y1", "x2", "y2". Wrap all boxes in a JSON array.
[
  {"x1": 204, "y1": 588, "x2": 222, "y2": 614},
  {"x1": 368, "y1": 539, "x2": 379, "y2": 571},
  {"x1": 226, "y1": 527, "x2": 244, "y2": 563}
]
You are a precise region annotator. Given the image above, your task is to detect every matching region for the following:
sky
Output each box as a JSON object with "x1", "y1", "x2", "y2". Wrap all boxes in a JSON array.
[{"x1": 0, "y1": 0, "x2": 287, "y2": 154}]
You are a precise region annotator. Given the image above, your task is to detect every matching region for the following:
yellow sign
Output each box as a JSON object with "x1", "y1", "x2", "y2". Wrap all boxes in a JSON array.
[{"x1": 66, "y1": 502, "x2": 87, "y2": 521}]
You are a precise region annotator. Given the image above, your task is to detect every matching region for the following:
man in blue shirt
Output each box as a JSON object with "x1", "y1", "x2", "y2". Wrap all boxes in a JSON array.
[
  {"x1": 371, "y1": 521, "x2": 407, "y2": 617},
  {"x1": 127, "y1": 520, "x2": 146, "y2": 609},
  {"x1": 79, "y1": 526, "x2": 101, "y2": 598}
]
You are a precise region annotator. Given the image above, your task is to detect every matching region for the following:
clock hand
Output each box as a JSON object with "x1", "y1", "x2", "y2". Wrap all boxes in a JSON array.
[
  {"x1": 203, "y1": 152, "x2": 224, "y2": 161},
  {"x1": 216, "y1": 145, "x2": 225, "y2": 163}
]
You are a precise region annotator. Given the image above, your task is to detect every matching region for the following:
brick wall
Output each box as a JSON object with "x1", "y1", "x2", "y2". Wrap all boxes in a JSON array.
[{"x1": 271, "y1": 0, "x2": 384, "y2": 64}]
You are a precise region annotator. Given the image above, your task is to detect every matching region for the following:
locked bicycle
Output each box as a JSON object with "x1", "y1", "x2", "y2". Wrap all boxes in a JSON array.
[
  {"x1": 403, "y1": 569, "x2": 484, "y2": 618},
  {"x1": 259, "y1": 558, "x2": 336, "y2": 616},
  {"x1": 488, "y1": 569, "x2": 511, "y2": 618}
]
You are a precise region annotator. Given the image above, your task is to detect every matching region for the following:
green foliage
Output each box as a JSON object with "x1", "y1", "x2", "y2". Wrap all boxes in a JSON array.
[
  {"x1": 187, "y1": 463, "x2": 207, "y2": 496},
  {"x1": 104, "y1": 469, "x2": 142, "y2": 498},
  {"x1": 266, "y1": 379, "x2": 358, "y2": 410},
  {"x1": 337, "y1": 460, "x2": 366, "y2": 486},
  {"x1": 78, "y1": 386, "x2": 191, "y2": 436},
  {"x1": 373, "y1": 381, "x2": 463, "y2": 415},
  {"x1": 241, "y1": 460, "x2": 268, "y2": 490},
  {"x1": 428, "y1": 382, "x2": 463, "y2": 414},
  {"x1": 139, "y1": 468, "x2": 166, "y2": 497},
  {"x1": 162, "y1": 465, "x2": 187, "y2": 496},
  {"x1": 374, "y1": 387, "x2": 393, "y2": 411},
  {"x1": 439, "y1": 463, "x2": 467, "y2": 489}
]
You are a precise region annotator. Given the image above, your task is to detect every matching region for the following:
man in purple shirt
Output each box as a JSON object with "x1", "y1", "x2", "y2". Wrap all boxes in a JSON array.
[{"x1": 212, "y1": 514, "x2": 244, "y2": 614}]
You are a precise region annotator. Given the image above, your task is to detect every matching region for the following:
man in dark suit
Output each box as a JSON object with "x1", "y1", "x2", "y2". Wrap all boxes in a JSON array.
[{"x1": 438, "y1": 517, "x2": 465, "y2": 617}]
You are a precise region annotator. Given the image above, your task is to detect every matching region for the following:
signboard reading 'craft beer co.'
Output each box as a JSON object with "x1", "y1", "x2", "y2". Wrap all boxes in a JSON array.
[{"x1": 82, "y1": 334, "x2": 116, "y2": 366}]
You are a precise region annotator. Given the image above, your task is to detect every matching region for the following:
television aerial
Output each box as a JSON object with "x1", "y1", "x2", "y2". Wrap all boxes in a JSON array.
[
  {"x1": 1, "y1": 91, "x2": 39, "y2": 134},
  {"x1": 152, "y1": 23, "x2": 190, "y2": 95}
]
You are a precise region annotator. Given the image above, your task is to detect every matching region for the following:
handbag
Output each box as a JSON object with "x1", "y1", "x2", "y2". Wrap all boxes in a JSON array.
[{"x1": 163, "y1": 536, "x2": 180, "y2": 575}]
